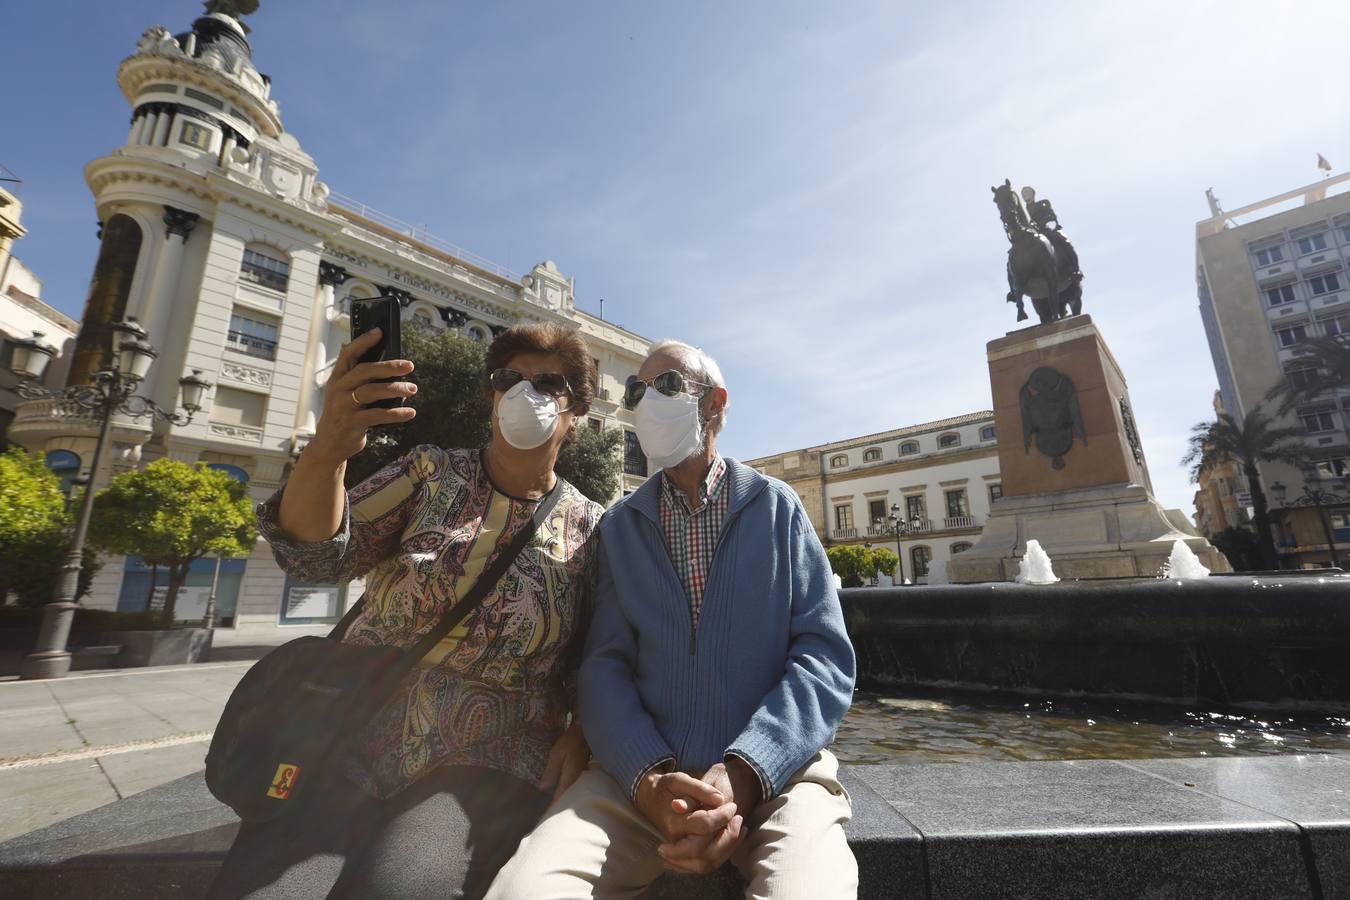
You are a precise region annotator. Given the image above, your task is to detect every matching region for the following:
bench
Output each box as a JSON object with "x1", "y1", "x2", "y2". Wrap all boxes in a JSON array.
[{"x1": 2, "y1": 757, "x2": 1347, "y2": 898}]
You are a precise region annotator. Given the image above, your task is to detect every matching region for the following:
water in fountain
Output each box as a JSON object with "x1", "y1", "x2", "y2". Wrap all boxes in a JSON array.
[
  {"x1": 927, "y1": 560, "x2": 950, "y2": 585},
  {"x1": 1016, "y1": 539, "x2": 1060, "y2": 584},
  {"x1": 833, "y1": 573, "x2": 843, "y2": 590},
  {"x1": 1160, "y1": 539, "x2": 1211, "y2": 579}
]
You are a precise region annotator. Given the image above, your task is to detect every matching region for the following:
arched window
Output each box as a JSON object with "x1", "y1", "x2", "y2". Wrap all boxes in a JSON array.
[
  {"x1": 910, "y1": 545, "x2": 932, "y2": 578},
  {"x1": 830, "y1": 454, "x2": 848, "y2": 469},
  {"x1": 980, "y1": 425, "x2": 996, "y2": 441},
  {"x1": 412, "y1": 308, "x2": 436, "y2": 329},
  {"x1": 951, "y1": 542, "x2": 973, "y2": 555},
  {"x1": 45, "y1": 450, "x2": 82, "y2": 494},
  {"x1": 863, "y1": 447, "x2": 882, "y2": 462},
  {"x1": 899, "y1": 441, "x2": 919, "y2": 456},
  {"x1": 240, "y1": 245, "x2": 290, "y2": 292},
  {"x1": 467, "y1": 326, "x2": 487, "y2": 343},
  {"x1": 207, "y1": 463, "x2": 250, "y2": 483},
  {"x1": 938, "y1": 433, "x2": 961, "y2": 448}
]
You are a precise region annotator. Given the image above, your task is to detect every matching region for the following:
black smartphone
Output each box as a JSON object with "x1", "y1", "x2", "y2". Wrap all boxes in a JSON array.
[{"x1": 349, "y1": 294, "x2": 406, "y2": 410}]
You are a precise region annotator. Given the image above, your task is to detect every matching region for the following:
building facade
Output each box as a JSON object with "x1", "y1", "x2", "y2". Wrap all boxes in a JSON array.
[
  {"x1": 9, "y1": 8, "x2": 652, "y2": 637},
  {"x1": 1191, "y1": 393, "x2": 1251, "y2": 538},
  {"x1": 745, "y1": 412, "x2": 1001, "y2": 583},
  {"x1": 1196, "y1": 175, "x2": 1350, "y2": 567},
  {"x1": 1, "y1": 171, "x2": 78, "y2": 447}
]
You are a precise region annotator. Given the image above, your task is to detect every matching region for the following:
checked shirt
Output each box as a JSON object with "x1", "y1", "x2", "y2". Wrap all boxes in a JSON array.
[{"x1": 658, "y1": 455, "x2": 729, "y2": 629}]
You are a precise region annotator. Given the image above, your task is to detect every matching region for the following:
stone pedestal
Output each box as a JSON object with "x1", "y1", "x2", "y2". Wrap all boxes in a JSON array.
[{"x1": 949, "y1": 316, "x2": 1231, "y2": 582}]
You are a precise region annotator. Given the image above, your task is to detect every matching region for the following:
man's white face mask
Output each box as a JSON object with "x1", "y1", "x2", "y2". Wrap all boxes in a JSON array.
[
  {"x1": 634, "y1": 388, "x2": 704, "y2": 471},
  {"x1": 495, "y1": 380, "x2": 561, "y2": 450}
]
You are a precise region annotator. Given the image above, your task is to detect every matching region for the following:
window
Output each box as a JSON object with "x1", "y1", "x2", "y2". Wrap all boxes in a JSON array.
[
  {"x1": 1299, "y1": 409, "x2": 1337, "y2": 433},
  {"x1": 979, "y1": 425, "x2": 996, "y2": 441},
  {"x1": 1286, "y1": 366, "x2": 1319, "y2": 391},
  {"x1": 951, "y1": 542, "x2": 973, "y2": 555},
  {"x1": 184, "y1": 88, "x2": 225, "y2": 109},
  {"x1": 413, "y1": 309, "x2": 435, "y2": 329},
  {"x1": 467, "y1": 326, "x2": 486, "y2": 342},
  {"x1": 45, "y1": 450, "x2": 81, "y2": 494},
  {"x1": 989, "y1": 483, "x2": 1004, "y2": 503},
  {"x1": 178, "y1": 121, "x2": 213, "y2": 150},
  {"x1": 834, "y1": 505, "x2": 854, "y2": 530},
  {"x1": 227, "y1": 312, "x2": 280, "y2": 360},
  {"x1": 899, "y1": 441, "x2": 919, "y2": 455},
  {"x1": 1341, "y1": 224, "x2": 1350, "y2": 244},
  {"x1": 1297, "y1": 233, "x2": 1329, "y2": 255},
  {"x1": 1266, "y1": 284, "x2": 1296, "y2": 307},
  {"x1": 623, "y1": 429, "x2": 647, "y2": 477},
  {"x1": 863, "y1": 447, "x2": 882, "y2": 462},
  {"x1": 830, "y1": 454, "x2": 848, "y2": 468},
  {"x1": 1321, "y1": 313, "x2": 1350, "y2": 337},
  {"x1": 1276, "y1": 324, "x2": 1308, "y2": 347},
  {"x1": 868, "y1": 499, "x2": 887, "y2": 525},
  {"x1": 1312, "y1": 457, "x2": 1349, "y2": 479},
  {"x1": 240, "y1": 247, "x2": 290, "y2": 292},
  {"x1": 587, "y1": 417, "x2": 602, "y2": 432},
  {"x1": 1254, "y1": 245, "x2": 1285, "y2": 266},
  {"x1": 938, "y1": 433, "x2": 960, "y2": 448},
  {"x1": 945, "y1": 489, "x2": 970, "y2": 519},
  {"x1": 905, "y1": 494, "x2": 926, "y2": 523},
  {"x1": 1308, "y1": 272, "x2": 1342, "y2": 296},
  {"x1": 910, "y1": 546, "x2": 932, "y2": 578},
  {"x1": 210, "y1": 386, "x2": 266, "y2": 428}
]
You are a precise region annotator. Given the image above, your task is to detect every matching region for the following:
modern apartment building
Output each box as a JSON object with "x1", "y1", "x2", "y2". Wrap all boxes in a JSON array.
[
  {"x1": 1196, "y1": 175, "x2": 1350, "y2": 566},
  {"x1": 744, "y1": 412, "x2": 1001, "y2": 584}
]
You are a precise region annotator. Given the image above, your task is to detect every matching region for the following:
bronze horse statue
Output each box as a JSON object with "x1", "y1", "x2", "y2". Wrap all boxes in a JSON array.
[{"x1": 992, "y1": 180, "x2": 1082, "y2": 324}]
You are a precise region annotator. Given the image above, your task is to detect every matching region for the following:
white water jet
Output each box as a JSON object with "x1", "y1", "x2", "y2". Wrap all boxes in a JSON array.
[
  {"x1": 1015, "y1": 539, "x2": 1060, "y2": 584},
  {"x1": 927, "y1": 560, "x2": 950, "y2": 585},
  {"x1": 1160, "y1": 539, "x2": 1211, "y2": 579},
  {"x1": 833, "y1": 573, "x2": 843, "y2": 590}
]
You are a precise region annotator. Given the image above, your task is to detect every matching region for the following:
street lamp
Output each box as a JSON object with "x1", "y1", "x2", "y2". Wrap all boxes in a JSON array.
[
  {"x1": 1270, "y1": 471, "x2": 1350, "y2": 569},
  {"x1": 9, "y1": 319, "x2": 212, "y2": 679},
  {"x1": 885, "y1": 503, "x2": 923, "y2": 586}
]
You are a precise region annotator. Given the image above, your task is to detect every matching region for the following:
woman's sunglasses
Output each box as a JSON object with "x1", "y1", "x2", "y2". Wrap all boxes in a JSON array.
[
  {"x1": 489, "y1": 368, "x2": 573, "y2": 399},
  {"x1": 623, "y1": 370, "x2": 712, "y2": 410}
]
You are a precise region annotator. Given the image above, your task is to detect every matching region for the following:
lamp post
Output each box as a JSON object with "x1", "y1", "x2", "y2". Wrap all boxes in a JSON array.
[
  {"x1": 885, "y1": 503, "x2": 923, "y2": 586},
  {"x1": 8, "y1": 320, "x2": 211, "y2": 679},
  {"x1": 1270, "y1": 472, "x2": 1350, "y2": 569}
]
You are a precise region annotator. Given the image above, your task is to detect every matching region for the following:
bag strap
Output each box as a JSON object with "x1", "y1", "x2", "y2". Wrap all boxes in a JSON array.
[{"x1": 328, "y1": 480, "x2": 566, "y2": 660}]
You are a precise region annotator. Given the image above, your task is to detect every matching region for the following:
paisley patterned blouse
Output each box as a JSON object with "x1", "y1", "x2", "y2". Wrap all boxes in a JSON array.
[{"x1": 257, "y1": 445, "x2": 603, "y2": 798}]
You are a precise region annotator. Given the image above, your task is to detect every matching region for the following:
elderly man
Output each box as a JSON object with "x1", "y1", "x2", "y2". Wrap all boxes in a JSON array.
[{"x1": 489, "y1": 340, "x2": 857, "y2": 899}]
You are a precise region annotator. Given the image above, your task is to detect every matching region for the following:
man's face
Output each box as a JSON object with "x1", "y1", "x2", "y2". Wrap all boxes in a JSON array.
[{"x1": 1021, "y1": 187, "x2": 1035, "y2": 203}]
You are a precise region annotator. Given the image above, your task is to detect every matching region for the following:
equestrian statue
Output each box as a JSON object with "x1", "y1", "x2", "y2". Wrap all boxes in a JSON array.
[{"x1": 991, "y1": 180, "x2": 1083, "y2": 325}]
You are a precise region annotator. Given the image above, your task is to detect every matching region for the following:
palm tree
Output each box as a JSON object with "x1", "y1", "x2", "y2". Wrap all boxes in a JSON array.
[
  {"x1": 1265, "y1": 334, "x2": 1350, "y2": 413},
  {"x1": 1183, "y1": 404, "x2": 1306, "y2": 570}
]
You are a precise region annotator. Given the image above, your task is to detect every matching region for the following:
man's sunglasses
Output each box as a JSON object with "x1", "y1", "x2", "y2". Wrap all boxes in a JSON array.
[
  {"x1": 488, "y1": 368, "x2": 573, "y2": 399},
  {"x1": 623, "y1": 370, "x2": 712, "y2": 410}
]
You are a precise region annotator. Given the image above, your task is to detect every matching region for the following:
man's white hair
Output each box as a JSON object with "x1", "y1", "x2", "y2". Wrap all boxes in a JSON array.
[{"x1": 646, "y1": 339, "x2": 729, "y2": 434}]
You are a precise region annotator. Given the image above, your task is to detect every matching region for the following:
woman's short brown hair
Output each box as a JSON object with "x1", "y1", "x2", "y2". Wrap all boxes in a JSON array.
[{"x1": 484, "y1": 322, "x2": 595, "y2": 417}]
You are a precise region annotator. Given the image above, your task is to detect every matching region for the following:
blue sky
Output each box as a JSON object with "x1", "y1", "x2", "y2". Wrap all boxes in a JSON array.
[{"x1": 7, "y1": 1, "x2": 1349, "y2": 513}]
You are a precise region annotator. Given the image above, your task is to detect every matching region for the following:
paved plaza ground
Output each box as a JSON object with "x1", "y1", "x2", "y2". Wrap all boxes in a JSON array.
[{"x1": 0, "y1": 662, "x2": 252, "y2": 842}]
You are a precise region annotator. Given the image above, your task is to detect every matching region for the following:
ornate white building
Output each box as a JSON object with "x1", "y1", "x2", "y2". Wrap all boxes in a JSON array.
[
  {"x1": 744, "y1": 412, "x2": 1002, "y2": 584},
  {"x1": 10, "y1": 7, "x2": 652, "y2": 636}
]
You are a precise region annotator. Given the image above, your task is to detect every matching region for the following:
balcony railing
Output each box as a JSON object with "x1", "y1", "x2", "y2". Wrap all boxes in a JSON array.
[
  {"x1": 831, "y1": 528, "x2": 858, "y2": 540},
  {"x1": 226, "y1": 331, "x2": 278, "y2": 360},
  {"x1": 944, "y1": 515, "x2": 979, "y2": 530}
]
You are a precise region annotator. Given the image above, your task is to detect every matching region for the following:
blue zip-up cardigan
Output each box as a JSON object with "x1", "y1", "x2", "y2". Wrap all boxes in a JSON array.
[{"x1": 579, "y1": 458, "x2": 856, "y2": 799}]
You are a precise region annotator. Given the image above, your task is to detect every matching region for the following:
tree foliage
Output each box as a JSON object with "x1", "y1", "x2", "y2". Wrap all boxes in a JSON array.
[
  {"x1": 1210, "y1": 526, "x2": 1264, "y2": 573},
  {"x1": 0, "y1": 448, "x2": 100, "y2": 607},
  {"x1": 89, "y1": 460, "x2": 256, "y2": 625},
  {"x1": 1265, "y1": 334, "x2": 1350, "y2": 414},
  {"x1": 826, "y1": 544, "x2": 896, "y2": 588},
  {"x1": 343, "y1": 326, "x2": 623, "y2": 503},
  {"x1": 1182, "y1": 404, "x2": 1306, "y2": 569}
]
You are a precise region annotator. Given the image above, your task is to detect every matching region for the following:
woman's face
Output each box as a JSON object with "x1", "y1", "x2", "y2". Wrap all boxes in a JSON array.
[{"x1": 490, "y1": 351, "x2": 577, "y2": 456}]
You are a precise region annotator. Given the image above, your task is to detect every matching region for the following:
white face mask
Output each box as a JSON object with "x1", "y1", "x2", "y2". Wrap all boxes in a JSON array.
[
  {"x1": 634, "y1": 389, "x2": 704, "y2": 470},
  {"x1": 496, "y1": 380, "x2": 561, "y2": 450}
]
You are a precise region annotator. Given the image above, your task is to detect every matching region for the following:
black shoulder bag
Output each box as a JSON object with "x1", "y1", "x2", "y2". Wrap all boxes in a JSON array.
[{"x1": 205, "y1": 484, "x2": 563, "y2": 823}]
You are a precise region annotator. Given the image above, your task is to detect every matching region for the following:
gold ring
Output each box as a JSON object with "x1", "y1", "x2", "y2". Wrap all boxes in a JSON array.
[{"x1": 351, "y1": 390, "x2": 363, "y2": 409}]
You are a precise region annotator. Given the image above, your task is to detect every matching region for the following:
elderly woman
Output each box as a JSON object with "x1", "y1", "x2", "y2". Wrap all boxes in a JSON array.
[{"x1": 208, "y1": 323, "x2": 604, "y2": 900}]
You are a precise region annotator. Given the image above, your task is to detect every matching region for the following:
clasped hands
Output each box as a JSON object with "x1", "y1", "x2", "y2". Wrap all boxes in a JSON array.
[{"x1": 636, "y1": 758, "x2": 761, "y2": 875}]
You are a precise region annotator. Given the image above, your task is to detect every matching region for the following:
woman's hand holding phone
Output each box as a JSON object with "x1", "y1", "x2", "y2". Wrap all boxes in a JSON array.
[{"x1": 308, "y1": 328, "x2": 418, "y2": 467}]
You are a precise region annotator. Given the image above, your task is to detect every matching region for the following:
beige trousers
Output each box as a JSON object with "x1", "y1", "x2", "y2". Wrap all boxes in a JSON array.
[{"x1": 486, "y1": 750, "x2": 856, "y2": 900}]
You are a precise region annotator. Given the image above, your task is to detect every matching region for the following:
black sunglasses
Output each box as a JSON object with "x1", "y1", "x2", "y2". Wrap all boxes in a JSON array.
[
  {"x1": 489, "y1": 368, "x2": 573, "y2": 399},
  {"x1": 623, "y1": 370, "x2": 712, "y2": 410}
]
